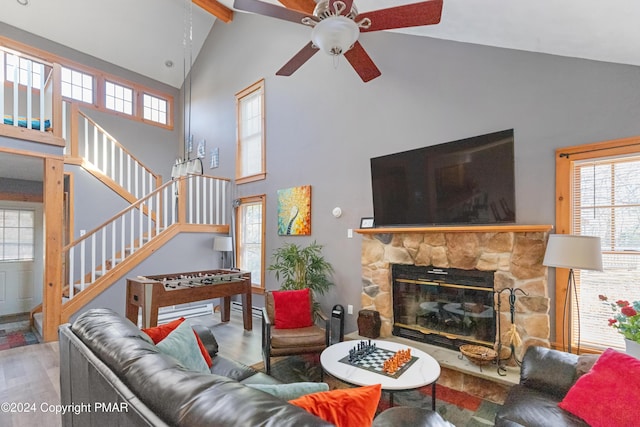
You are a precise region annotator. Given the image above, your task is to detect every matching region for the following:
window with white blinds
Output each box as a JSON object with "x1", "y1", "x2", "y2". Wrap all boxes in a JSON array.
[
  {"x1": 572, "y1": 155, "x2": 640, "y2": 350},
  {"x1": 235, "y1": 80, "x2": 265, "y2": 184}
]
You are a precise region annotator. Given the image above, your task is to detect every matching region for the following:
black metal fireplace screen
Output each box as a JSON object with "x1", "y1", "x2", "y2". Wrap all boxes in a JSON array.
[{"x1": 392, "y1": 264, "x2": 496, "y2": 350}]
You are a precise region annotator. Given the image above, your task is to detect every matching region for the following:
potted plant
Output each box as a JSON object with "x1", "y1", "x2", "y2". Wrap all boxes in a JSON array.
[
  {"x1": 268, "y1": 241, "x2": 334, "y2": 315},
  {"x1": 599, "y1": 294, "x2": 640, "y2": 357}
]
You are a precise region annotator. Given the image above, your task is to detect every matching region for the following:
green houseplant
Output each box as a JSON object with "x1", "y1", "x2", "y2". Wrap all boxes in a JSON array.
[{"x1": 268, "y1": 241, "x2": 334, "y2": 315}]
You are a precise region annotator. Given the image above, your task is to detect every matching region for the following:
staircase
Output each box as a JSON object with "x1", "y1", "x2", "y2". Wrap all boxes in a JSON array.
[{"x1": 32, "y1": 105, "x2": 231, "y2": 337}]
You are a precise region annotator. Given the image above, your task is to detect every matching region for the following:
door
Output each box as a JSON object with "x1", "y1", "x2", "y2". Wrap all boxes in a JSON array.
[{"x1": 0, "y1": 203, "x2": 43, "y2": 316}]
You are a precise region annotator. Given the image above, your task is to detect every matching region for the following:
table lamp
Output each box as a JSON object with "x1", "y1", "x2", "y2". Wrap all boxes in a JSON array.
[
  {"x1": 543, "y1": 234, "x2": 603, "y2": 353},
  {"x1": 213, "y1": 236, "x2": 233, "y2": 269}
]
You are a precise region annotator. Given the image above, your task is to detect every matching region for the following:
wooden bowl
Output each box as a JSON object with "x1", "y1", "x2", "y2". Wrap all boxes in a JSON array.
[{"x1": 459, "y1": 344, "x2": 497, "y2": 366}]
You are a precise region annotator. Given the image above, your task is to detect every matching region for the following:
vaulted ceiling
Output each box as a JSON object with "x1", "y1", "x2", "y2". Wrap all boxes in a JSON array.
[{"x1": 2, "y1": 0, "x2": 640, "y2": 89}]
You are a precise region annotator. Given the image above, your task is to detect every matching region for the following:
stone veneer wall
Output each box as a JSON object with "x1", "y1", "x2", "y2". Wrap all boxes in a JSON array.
[{"x1": 360, "y1": 231, "x2": 552, "y2": 357}]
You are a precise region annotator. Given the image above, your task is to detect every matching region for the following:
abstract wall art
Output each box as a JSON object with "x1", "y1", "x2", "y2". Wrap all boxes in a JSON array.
[{"x1": 277, "y1": 185, "x2": 311, "y2": 235}]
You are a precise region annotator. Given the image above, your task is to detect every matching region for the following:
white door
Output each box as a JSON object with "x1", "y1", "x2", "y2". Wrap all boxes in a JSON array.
[{"x1": 0, "y1": 203, "x2": 43, "y2": 316}]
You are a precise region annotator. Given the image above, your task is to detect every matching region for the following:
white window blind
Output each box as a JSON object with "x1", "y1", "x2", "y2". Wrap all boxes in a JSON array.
[
  {"x1": 572, "y1": 155, "x2": 640, "y2": 350},
  {"x1": 236, "y1": 80, "x2": 265, "y2": 182}
]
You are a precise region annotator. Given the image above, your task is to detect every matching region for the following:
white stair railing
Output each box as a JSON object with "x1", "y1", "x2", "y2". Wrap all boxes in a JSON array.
[
  {"x1": 63, "y1": 175, "x2": 230, "y2": 300},
  {"x1": 75, "y1": 111, "x2": 161, "y2": 199}
]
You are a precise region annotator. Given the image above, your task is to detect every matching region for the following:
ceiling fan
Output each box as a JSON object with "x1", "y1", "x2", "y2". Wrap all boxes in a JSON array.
[{"x1": 233, "y1": 0, "x2": 443, "y2": 82}]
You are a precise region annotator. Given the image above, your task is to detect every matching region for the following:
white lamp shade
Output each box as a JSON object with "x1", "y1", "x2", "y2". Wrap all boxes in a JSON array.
[
  {"x1": 543, "y1": 234, "x2": 603, "y2": 271},
  {"x1": 213, "y1": 236, "x2": 232, "y2": 252},
  {"x1": 311, "y1": 16, "x2": 359, "y2": 56}
]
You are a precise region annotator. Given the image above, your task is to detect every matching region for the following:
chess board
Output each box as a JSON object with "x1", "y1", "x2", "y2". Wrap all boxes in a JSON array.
[{"x1": 338, "y1": 347, "x2": 418, "y2": 379}]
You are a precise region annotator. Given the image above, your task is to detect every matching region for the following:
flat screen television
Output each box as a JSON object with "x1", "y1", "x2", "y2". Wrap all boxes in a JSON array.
[{"x1": 370, "y1": 129, "x2": 515, "y2": 227}]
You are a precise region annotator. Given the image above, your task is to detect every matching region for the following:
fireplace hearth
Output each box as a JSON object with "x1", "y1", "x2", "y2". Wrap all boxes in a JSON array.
[{"x1": 392, "y1": 264, "x2": 495, "y2": 350}]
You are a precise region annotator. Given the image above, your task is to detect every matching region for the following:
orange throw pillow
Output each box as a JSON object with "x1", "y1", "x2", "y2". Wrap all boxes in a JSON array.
[
  {"x1": 142, "y1": 317, "x2": 213, "y2": 368},
  {"x1": 289, "y1": 384, "x2": 381, "y2": 427},
  {"x1": 272, "y1": 288, "x2": 313, "y2": 329}
]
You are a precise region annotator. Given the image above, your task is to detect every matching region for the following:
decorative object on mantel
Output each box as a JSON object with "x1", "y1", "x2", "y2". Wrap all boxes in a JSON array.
[
  {"x1": 357, "y1": 309, "x2": 381, "y2": 339},
  {"x1": 543, "y1": 234, "x2": 603, "y2": 354},
  {"x1": 600, "y1": 295, "x2": 640, "y2": 358},
  {"x1": 459, "y1": 344, "x2": 497, "y2": 371},
  {"x1": 496, "y1": 287, "x2": 527, "y2": 376}
]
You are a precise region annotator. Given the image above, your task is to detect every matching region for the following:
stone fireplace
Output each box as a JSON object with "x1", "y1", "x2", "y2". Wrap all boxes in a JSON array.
[{"x1": 359, "y1": 226, "x2": 553, "y2": 357}]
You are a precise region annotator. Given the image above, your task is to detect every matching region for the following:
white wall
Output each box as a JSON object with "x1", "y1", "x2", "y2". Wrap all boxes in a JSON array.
[{"x1": 186, "y1": 13, "x2": 640, "y2": 337}]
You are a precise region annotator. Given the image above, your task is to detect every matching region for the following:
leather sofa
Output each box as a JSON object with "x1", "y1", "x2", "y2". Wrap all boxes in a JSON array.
[
  {"x1": 59, "y1": 308, "x2": 449, "y2": 426},
  {"x1": 494, "y1": 346, "x2": 592, "y2": 426}
]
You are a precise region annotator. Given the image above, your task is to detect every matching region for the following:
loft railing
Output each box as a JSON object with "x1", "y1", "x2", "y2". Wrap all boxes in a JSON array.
[
  {"x1": 63, "y1": 174, "x2": 230, "y2": 300},
  {"x1": 63, "y1": 102, "x2": 162, "y2": 199},
  {"x1": 0, "y1": 47, "x2": 54, "y2": 133}
]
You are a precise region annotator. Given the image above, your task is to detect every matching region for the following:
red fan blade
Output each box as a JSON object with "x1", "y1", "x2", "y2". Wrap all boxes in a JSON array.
[
  {"x1": 358, "y1": 0, "x2": 443, "y2": 33},
  {"x1": 278, "y1": 0, "x2": 317, "y2": 14},
  {"x1": 276, "y1": 42, "x2": 319, "y2": 76},
  {"x1": 234, "y1": 0, "x2": 311, "y2": 25},
  {"x1": 329, "y1": 0, "x2": 354, "y2": 16},
  {"x1": 344, "y1": 42, "x2": 381, "y2": 83}
]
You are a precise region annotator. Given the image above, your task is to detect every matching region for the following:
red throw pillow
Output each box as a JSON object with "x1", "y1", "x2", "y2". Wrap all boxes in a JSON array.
[
  {"x1": 142, "y1": 317, "x2": 213, "y2": 368},
  {"x1": 272, "y1": 288, "x2": 313, "y2": 329},
  {"x1": 559, "y1": 348, "x2": 640, "y2": 426},
  {"x1": 289, "y1": 384, "x2": 381, "y2": 427}
]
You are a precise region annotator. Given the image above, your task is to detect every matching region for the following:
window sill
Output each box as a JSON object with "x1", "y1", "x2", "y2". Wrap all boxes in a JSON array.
[{"x1": 236, "y1": 172, "x2": 266, "y2": 185}]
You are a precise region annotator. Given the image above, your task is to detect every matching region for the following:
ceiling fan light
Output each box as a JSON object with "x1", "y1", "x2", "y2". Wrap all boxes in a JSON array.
[{"x1": 311, "y1": 16, "x2": 359, "y2": 56}]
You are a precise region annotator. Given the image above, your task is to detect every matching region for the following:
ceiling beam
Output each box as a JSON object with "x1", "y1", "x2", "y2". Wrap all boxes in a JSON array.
[
  {"x1": 278, "y1": 0, "x2": 316, "y2": 14},
  {"x1": 193, "y1": 0, "x2": 234, "y2": 23}
]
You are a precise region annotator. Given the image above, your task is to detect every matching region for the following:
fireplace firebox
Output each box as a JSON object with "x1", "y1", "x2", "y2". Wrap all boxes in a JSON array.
[{"x1": 392, "y1": 264, "x2": 496, "y2": 350}]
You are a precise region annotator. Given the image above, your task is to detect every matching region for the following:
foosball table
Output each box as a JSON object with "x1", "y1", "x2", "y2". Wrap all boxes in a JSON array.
[{"x1": 125, "y1": 269, "x2": 252, "y2": 330}]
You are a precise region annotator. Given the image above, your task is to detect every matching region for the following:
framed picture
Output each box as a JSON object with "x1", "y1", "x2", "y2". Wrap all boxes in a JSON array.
[
  {"x1": 360, "y1": 217, "x2": 374, "y2": 229},
  {"x1": 277, "y1": 185, "x2": 312, "y2": 235}
]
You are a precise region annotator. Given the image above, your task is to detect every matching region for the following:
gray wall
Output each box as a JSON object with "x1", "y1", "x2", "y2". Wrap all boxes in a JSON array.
[{"x1": 186, "y1": 13, "x2": 640, "y2": 337}]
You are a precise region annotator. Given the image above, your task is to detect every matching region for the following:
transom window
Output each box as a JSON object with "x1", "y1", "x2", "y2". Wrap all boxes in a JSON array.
[
  {"x1": 143, "y1": 93, "x2": 168, "y2": 125},
  {"x1": 61, "y1": 66, "x2": 93, "y2": 104},
  {"x1": 0, "y1": 209, "x2": 35, "y2": 262},
  {"x1": 105, "y1": 81, "x2": 133, "y2": 115},
  {"x1": 4, "y1": 54, "x2": 44, "y2": 88},
  {"x1": 235, "y1": 79, "x2": 266, "y2": 184}
]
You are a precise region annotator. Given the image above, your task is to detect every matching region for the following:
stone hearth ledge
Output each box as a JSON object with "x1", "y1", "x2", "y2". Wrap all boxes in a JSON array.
[{"x1": 345, "y1": 331, "x2": 518, "y2": 404}]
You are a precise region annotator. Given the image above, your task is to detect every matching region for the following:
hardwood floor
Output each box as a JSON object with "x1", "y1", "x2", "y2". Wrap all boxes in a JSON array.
[{"x1": 0, "y1": 310, "x2": 263, "y2": 427}]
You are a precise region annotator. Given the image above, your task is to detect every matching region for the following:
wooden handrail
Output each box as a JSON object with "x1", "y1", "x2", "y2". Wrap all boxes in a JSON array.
[
  {"x1": 63, "y1": 179, "x2": 173, "y2": 251},
  {"x1": 78, "y1": 110, "x2": 159, "y2": 182}
]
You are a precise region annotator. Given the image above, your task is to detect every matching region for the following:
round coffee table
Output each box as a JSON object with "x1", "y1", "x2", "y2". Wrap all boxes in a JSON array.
[{"x1": 320, "y1": 340, "x2": 441, "y2": 410}]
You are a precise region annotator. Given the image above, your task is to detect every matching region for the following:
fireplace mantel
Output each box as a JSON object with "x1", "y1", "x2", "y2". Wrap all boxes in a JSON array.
[{"x1": 356, "y1": 224, "x2": 553, "y2": 235}]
